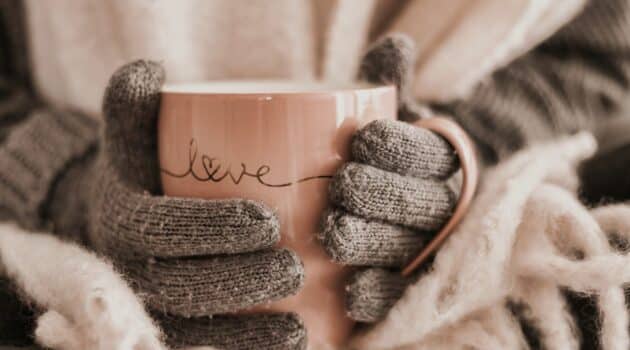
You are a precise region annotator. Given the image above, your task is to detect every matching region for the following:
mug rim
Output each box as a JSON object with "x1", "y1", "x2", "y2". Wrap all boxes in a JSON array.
[{"x1": 161, "y1": 79, "x2": 394, "y2": 95}]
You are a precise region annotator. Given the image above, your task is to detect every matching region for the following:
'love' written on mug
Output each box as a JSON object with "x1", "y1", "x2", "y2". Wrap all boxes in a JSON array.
[{"x1": 161, "y1": 139, "x2": 333, "y2": 188}]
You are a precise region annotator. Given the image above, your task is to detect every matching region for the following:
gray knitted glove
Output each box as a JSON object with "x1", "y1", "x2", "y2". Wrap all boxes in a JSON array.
[
  {"x1": 0, "y1": 61, "x2": 306, "y2": 349},
  {"x1": 320, "y1": 35, "x2": 460, "y2": 323}
]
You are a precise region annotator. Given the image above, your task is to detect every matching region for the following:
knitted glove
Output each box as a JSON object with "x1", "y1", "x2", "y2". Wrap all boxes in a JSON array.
[
  {"x1": 0, "y1": 61, "x2": 306, "y2": 349},
  {"x1": 319, "y1": 35, "x2": 460, "y2": 323}
]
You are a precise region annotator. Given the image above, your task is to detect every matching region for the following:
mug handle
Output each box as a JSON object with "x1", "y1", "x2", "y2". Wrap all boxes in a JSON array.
[{"x1": 401, "y1": 117, "x2": 479, "y2": 277}]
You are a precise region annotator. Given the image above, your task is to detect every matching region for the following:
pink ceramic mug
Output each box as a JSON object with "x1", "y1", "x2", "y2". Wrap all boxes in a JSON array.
[{"x1": 158, "y1": 81, "x2": 397, "y2": 348}]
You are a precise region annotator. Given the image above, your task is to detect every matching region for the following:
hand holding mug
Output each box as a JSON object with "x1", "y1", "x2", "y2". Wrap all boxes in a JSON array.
[
  {"x1": 46, "y1": 61, "x2": 308, "y2": 349},
  {"x1": 321, "y1": 35, "x2": 477, "y2": 324}
]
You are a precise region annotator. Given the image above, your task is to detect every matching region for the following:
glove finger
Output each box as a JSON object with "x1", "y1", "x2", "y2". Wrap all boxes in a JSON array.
[
  {"x1": 125, "y1": 249, "x2": 304, "y2": 317},
  {"x1": 320, "y1": 208, "x2": 429, "y2": 267},
  {"x1": 358, "y1": 34, "x2": 432, "y2": 121},
  {"x1": 346, "y1": 268, "x2": 409, "y2": 323},
  {"x1": 92, "y1": 170, "x2": 279, "y2": 257},
  {"x1": 358, "y1": 34, "x2": 415, "y2": 105},
  {"x1": 102, "y1": 59, "x2": 165, "y2": 193},
  {"x1": 330, "y1": 162, "x2": 456, "y2": 231},
  {"x1": 159, "y1": 312, "x2": 306, "y2": 350},
  {"x1": 353, "y1": 119, "x2": 458, "y2": 179}
]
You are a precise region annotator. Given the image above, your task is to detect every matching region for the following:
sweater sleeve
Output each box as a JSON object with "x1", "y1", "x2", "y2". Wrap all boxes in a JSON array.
[
  {"x1": 0, "y1": 1, "x2": 99, "y2": 228},
  {"x1": 440, "y1": 0, "x2": 630, "y2": 165}
]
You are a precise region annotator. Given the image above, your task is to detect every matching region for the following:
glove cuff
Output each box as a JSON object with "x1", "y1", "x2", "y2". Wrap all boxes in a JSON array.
[{"x1": 0, "y1": 109, "x2": 99, "y2": 228}]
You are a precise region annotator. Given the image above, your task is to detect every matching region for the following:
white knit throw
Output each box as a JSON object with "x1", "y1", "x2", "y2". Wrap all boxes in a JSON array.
[
  {"x1": 353, "y1": 132, "x2": 630, "y2": 350},
  {"x1": 0, "y1": 224, "x2": 167, "y2": 350}
]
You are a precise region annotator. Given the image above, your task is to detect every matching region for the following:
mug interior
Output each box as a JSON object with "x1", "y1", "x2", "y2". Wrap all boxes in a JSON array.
[{"x1": 161, "y1": 80, "x2": 390, "y2": 94}]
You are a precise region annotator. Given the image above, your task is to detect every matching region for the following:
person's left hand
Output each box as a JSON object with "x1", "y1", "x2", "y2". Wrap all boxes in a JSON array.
[{"x1": 319, "y1": 34, "x2": 460, "y2": 323}]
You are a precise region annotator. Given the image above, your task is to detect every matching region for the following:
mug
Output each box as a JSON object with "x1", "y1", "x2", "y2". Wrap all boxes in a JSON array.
[{"x1": 158, "y1": 81, "x2": 397, "y2": 348}]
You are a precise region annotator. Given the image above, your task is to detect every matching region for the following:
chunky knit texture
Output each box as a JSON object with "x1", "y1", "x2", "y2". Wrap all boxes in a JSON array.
[{"x1": 441, "y1": 0, "x2": 630, "y2": 165}]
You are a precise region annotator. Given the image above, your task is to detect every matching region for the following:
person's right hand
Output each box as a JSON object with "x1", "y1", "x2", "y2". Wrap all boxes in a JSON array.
[{"x1": 46, "y1": 61, "x2": 307, "y2": 349}]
